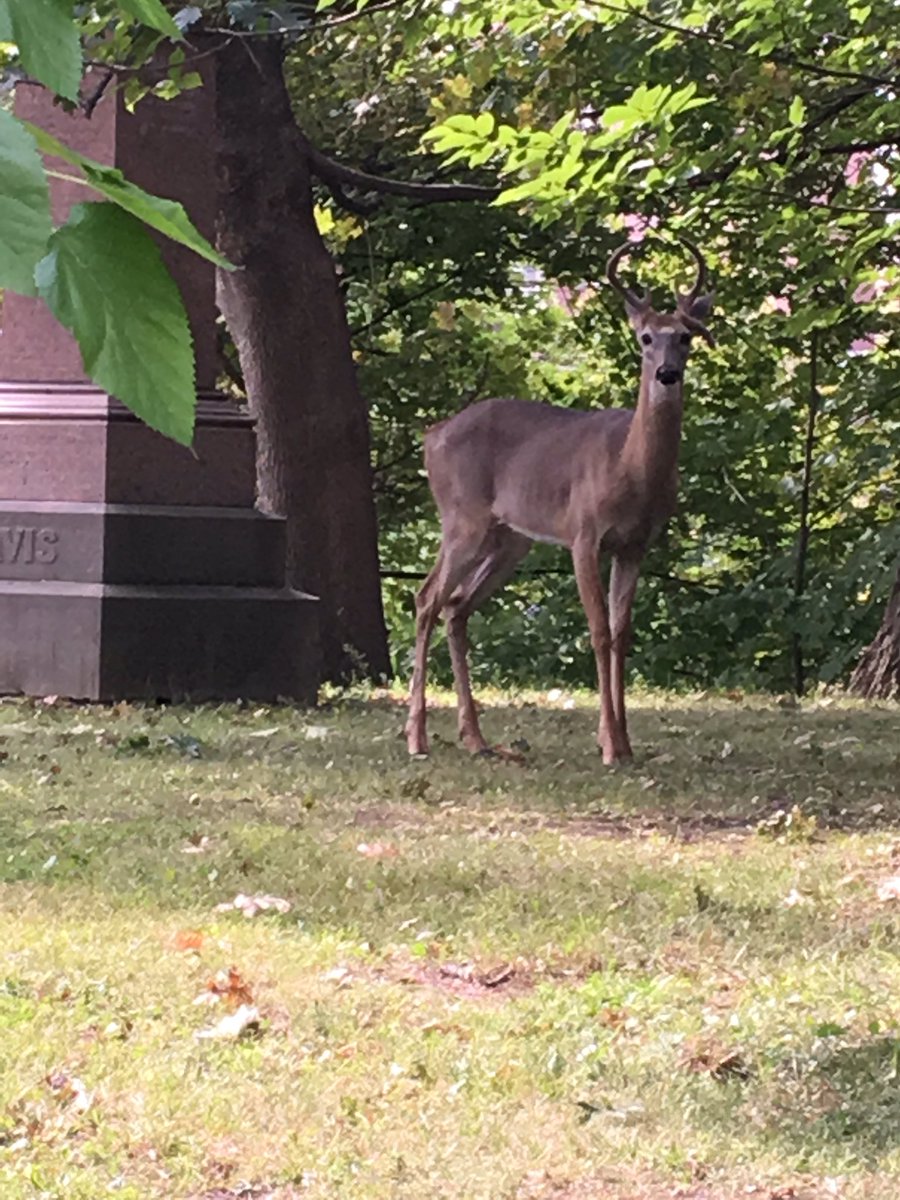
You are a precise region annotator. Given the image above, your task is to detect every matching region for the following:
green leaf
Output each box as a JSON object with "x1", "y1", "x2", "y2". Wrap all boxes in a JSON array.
[
  {"x1": 0, "y1": 0, "x2": 81, "y2": 102},
  {"x1": 550, "y1": 109, "x2": 574, "y2": 140},
  {"x1": 494, "y1": 175, "x2": 552, "y2": 205},
  {"x1": 474, "y1": 111, "x2": 494, "y2": 138},
  {"x1": 788, "y1": 95, "x2": 806, "y2": 126},
  {"x1": 0, "y1": 109, "x2": 52, "y2": 295},
  {"x1": 116, "y1": 0, "x2": 182, "y2": 36},
  {"x1": 35, "y1": 203, "x2": 196, "y2": 445},
  {"x1": 25, "y1": 123, "x2": 233, "y2": 269}
]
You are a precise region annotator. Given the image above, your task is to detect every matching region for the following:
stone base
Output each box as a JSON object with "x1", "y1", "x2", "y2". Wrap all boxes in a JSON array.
[
  {"x1": 0, "y1": 580, "x2": 318, "y2": 702},
  {"x1": 0, "y1": 500, "x2": 287, "y2": 586},
  {"x1": 0, "y1": 494, "x2": 319, "y2": 704}
]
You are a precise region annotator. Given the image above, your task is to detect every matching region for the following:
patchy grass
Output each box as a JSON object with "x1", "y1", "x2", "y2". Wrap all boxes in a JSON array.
[{"x1": 0, "y1": 687, "x2": 899, "y2": 1200}]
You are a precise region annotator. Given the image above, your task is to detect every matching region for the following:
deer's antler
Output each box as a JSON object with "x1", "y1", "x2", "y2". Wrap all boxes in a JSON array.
[
  {"x1": 606, "y1": 243, "x2": 652, "y2": 312},
  {"x1": 674, "y1": 236, "x2": 709, "y2": 308},
  {"x1": 674, "y1": 236, "x2": 716, "y2": 347}
]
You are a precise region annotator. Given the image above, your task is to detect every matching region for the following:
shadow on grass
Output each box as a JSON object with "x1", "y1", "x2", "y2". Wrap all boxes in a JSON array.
[
  {"x1": 766, "y1": 1035, "x2": 900, "y2": 1163},
  {"x1": 361, "y1": 694, "x2": 900, "y2": 834}
]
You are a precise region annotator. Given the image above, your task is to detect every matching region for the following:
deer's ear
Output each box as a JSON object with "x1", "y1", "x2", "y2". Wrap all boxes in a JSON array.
[{"x1": 684, "y1": 292, "x2": 714, "y2": 322}]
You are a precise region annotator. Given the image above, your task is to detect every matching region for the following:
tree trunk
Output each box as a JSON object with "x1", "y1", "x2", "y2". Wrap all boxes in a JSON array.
[
  {"x1": 850, "y1": 563, "x2": 900, "y2": 700},
  {"x1": 214, "y1": 36, "x2": 390, "y2": 684}
]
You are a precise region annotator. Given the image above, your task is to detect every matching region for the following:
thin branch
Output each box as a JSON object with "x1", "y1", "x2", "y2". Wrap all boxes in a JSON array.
[
  {"x1": 683, "y1": 129, "x2": 900, "y2": 194},
  {"x1": 380, "y1": 566, "x2": 722, "y2": 593},
  {"x1": 584, "y1": 0, "x2": 898, "y2": 88},
  {"x1": 350, "y1": 270, "x2": 464, "y2": 336},
  {"x1": 724, "y1": 182, "x2": 900, "y2": 215},
  {"x1": 84, "y1": 40, "x2": 230, "y2": 79},
  {"x1": 206, "y1": 0, "x2": 414, "y2": 39},
  {"x1": 792, "y1": 329, "x2": 821, "y2": 695},
  {"x1": 81, "y1": 68, "x2": 114, "y2": 117},
  {"x1": 307, "y1": 143, "x2": 500, "y2": 203},
  {"x1": 308, "y1": 0, "x2": 413, "y2": 32}
]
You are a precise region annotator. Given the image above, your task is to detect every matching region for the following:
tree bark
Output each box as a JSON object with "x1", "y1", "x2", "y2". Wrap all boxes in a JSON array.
[
  {"x1": 850, "y1": 563, "x2": 900, "y2": 700},
  {"x1": 214, "y1": 36, "x2": 390, "y2": 684}
]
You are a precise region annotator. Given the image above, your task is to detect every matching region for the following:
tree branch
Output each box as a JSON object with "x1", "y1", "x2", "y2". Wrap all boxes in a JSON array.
[
  {"x1": 324, "y1": 178, "x2": 383, "y2": 217},
  {"x1": 307, "y1": 143, "x2": 500, "y2": 203}
]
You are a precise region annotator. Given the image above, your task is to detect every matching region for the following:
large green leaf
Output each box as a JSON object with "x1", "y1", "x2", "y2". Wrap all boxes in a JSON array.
[
  {"x1": 26, "y1": 122, "x2": 233, "y2": 269},
  {"x1": 116, "y1": 0, "x2": 182, "y2": 36},
  {"x1": 0, "y1": 0, "x2": 81, "y2": 102},
  {"x1": 35, "y1": 202, "x2": 196, "y2": 446},
  {"x1": 0, "y1": 109, "x2": 53, "y2": 295}
]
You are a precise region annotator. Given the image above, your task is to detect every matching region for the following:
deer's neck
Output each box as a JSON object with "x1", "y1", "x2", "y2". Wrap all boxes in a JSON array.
[{"x1": 621, "y1": 365, "x2": 685, "y2": 487}]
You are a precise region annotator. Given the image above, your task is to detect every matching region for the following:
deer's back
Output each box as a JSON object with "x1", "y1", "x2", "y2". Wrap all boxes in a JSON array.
[{"x1": 424, "y1": 397, "x2": 632, "y2": 520}]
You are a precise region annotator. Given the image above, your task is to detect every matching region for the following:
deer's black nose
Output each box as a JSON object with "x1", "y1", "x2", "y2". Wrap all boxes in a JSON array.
[{"x1": 656, "y1": 367, "x2": 682, "y2": 387}]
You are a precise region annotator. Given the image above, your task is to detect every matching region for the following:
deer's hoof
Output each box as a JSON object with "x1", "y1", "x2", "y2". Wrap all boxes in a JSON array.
[
  {"x1": 405, "y1": 728, "x2": 430, "y2": 758},
  {"x1": 598, "y1": 743, "x2": 633, "y2": 767}
]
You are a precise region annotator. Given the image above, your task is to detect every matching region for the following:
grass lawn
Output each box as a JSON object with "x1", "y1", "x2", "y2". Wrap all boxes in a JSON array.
[{"x1": 1, "y1": 687, "x2": 900, "y2": 1200}]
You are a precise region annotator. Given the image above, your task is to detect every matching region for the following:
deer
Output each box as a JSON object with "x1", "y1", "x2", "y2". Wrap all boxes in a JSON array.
[{"x1": 405, "y1": 237, "x2": 715, "y2": 765}]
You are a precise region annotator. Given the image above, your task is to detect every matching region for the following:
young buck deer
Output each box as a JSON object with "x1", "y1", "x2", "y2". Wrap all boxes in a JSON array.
[{"x1": 405, "y1": 238, "x2": 715, "y2": 765}]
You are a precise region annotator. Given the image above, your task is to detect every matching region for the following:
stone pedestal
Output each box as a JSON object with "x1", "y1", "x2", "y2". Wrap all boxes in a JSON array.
[{"x1": 0, "y1": 66, "x2": 319, "y2": 702}]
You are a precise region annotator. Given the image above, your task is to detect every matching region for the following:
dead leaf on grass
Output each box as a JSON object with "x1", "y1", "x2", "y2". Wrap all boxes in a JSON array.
[
  {"x1": 356, "y1": 841, "x2": 399, "y2": 859},
  {"x1": 173, "y1": 929, "x2": 205, "y2": 952},
  {"x1": 876, "y1": 875, "x2": 900, "y2": 902},
  {"x1": 439, "y1": 961, "x2": 474, "y2": 983},
  {"x1": 321, "y1": 966, "x2": 353, "y2": 987},
  {"x1": 214, "y1": 893, "x2": 291, "y2": 917},
  {"x1": 45, "y1": 1071, "x2": 93, "y2": 1113},
  {"x1": 479, "y1": 963, "x2": 515, "y2": 988},
  {"x1": 598, "y1": 1006, "x2": 628, "y2": 1030},
  {"x1": 681, "y1": 1038, "x2": 752, "y2": 1081},
  {"x1": 182, "y1": 834, "x2": 212, "y2": 855},
  {"x1": 194, "y1": 967, "x2": 254, "y2": 1009},
  {"x1": 195, "y1": 1004, "x2": 261, "y2": 1041}
]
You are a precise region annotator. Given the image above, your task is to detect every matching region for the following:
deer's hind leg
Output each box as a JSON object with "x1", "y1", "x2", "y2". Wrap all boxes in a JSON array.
[
  {"x1": 405, "y1": 520, "x2": 493, "y2": 757},
  {"x1": 445, "y1": 529, "x2": 531, "y2": 755}
]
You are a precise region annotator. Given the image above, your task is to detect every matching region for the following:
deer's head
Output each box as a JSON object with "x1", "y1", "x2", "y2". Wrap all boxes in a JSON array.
[{"x1": 606, "y1": 237, "x2": 715, "y2": 390}]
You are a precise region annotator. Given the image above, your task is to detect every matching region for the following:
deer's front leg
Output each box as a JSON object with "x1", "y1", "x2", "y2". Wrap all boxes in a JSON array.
[
  {"x1": 572, "y1": 539, "x2": 627, "y2": 765},
  {"x1": 608, "y1": 553, "x2": 642, "y2": 761}
]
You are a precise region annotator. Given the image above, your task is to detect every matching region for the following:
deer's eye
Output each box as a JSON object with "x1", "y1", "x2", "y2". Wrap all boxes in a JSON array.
[{"x1": 641, "y1": 333, "x2": 652, "y2": 346}]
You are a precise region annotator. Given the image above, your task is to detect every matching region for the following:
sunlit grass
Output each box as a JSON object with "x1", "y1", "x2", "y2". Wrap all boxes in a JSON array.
[{"x1": 1, "y1": 689, "x2": 899, "y2": 1198}]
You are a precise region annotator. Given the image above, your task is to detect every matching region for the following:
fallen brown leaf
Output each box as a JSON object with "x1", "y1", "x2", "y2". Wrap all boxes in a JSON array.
[
  {"x1": 681, "y1": 1037, "x2": 752, "y2": 1082},
  {"x1": 173, "y1": 929, "x2": 205, "y2": 952},
  {"x1": 194, "y1": 967, "x2": 254, "y2": 1010},
  {"x1": 479, "y1": 963, "x2": 515, "y2": 988}
]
